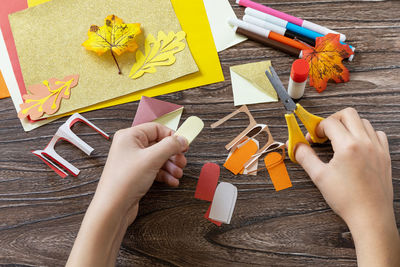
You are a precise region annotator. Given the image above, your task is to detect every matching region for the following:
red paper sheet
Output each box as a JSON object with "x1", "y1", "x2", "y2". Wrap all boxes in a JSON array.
[{"x1": 0, "y1": 0, "x2": 28, "y2": 96}]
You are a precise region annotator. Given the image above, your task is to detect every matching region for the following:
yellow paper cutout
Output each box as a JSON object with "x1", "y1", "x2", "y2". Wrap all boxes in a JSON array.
[
  {"x1": 153, "y1": 107, "x2": 183, "y2": 131},
  {"x1": 18, "y1": 75, "x2": 79, "y2": 120},
  {"x1": 21, "y1": 0, "x2": 223, "y2": 131},
  {"x1": 130, "y1": 31, "x2": 186, "y2": 79},
  {"x1": 174, "y1": 116, "x2": 204, "y2": 144},
  {"x1": 28, "y1": 0, "x2": 51, "y2": 6}
]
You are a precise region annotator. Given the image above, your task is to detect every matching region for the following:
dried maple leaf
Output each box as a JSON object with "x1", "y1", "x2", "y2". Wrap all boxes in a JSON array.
[
  {"x1": 82, "y1": 15, "x2": 141, "y2": 74},
  {"x1": 129, "y1": 31, "x2": 186, "y2": 79},
  {"x1": 302, "y1": 33, "x2": 354, "y2": 92},
  {"x1": 18, "y1": 75, "x2": 79, "y2": 120}
]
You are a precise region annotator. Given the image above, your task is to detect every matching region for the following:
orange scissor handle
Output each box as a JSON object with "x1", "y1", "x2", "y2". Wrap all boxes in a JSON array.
[
  {"x1": 294, "y1": 104, "x2": 328, "y2": 144},
  {"x1": 285, "y1": 113, "x2": 309, "y2": 163}
]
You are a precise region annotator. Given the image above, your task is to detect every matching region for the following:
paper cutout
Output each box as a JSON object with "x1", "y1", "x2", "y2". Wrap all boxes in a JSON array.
[
  {"x1": 195, "y1": 163, "x2": 220, "y2": 201},
  {"x1": 28, "y1": 0, "x2": 51, "y2": 6},
  {"x1": 204, "y1": 205, "x2": 222, "y2": 226},
  {"x1": 230, "y1": 61, "x2": 278, "y2": 106},
  {"x1": 18, "y1": 75, "x2": 79, "y2": 120},
  {"x1": 82, "y1": 15, "x2": 141, "y2": 74},
  {"x1": 33, "y1": 113, "x2": 109, "y2": 177},
  {"x1": 264, "y1": 150, "x2": 292, "y2": 191},
  {"x1": 9, "y1": 0, "x2": 198, "y2": 120},
  {"x1": 130, "y1": 31, "x2": 186, "y2": 79},
  {"x1": 0, "y1": 71, "x2": 10, "y2": 99},
  {"x1": 302, "y1": 33, "x2": 354, "y2": 92},
  {"x1": 174, "y1": 116, "x2": 204, "y2": 144},
  {"x1": 211, "y1": 106, "x2": 275, "y2": 153},
  {"x1": 202, "y1": 0, "x2": 246, "y2": 52},
  {"x1": 209, "y1": 182, "x2": 238, "y2": 224},
  {"x1": 7, "y1": 0, "x2": 223, "y2": 131},
  {"x1": 224, "y1": 138, "x2": 258, "y2": 175},
  {"x1": 0, "y1": 0, "x2": 28, "y2": 97},
  {"x1": 233, "y1": 138, "x2": 259, "y2": 175},
  {"x1": 132, "y1": 96, "x2": 183, "y2": 131}
]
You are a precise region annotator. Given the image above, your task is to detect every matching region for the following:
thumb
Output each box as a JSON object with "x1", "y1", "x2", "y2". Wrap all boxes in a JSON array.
[
  {"x1": 145, "y1": 135, "x2": 188, "y2": 168},
  {"x1": 295, "y1": 143, "x2": 326, "y2": 185}
]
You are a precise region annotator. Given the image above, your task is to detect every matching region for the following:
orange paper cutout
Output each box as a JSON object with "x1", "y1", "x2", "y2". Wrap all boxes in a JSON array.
[
  {"x1": 0, "y1": 71, "x2": 10, "y2": 99},
  {"x1": 264, "y1": 150, "x2": 292, "y2": 191},
  {"x1": 224, "y1": 139, "x2": 258, "y2": 175},
  {"x1": 18, "y1": 74, "x2": 79, "y2": 120},
  {"x1": 302, "y1": 33, "x2": 354, "y2": 93}
]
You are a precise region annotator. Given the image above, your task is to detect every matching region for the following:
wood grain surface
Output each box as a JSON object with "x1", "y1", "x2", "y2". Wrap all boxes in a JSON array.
[{"x1": 0, "y1": 0, "x2": 399, "y2": 266}]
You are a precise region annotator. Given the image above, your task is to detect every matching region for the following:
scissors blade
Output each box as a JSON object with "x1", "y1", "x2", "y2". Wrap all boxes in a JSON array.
[{"x1": 265, "y1": 66, "x2": 296, "y2": 113}]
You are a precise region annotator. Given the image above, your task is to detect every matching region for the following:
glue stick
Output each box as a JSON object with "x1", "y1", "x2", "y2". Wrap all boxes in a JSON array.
[{"x1": 288, "y1": 59, "x2": 309, "y2": 99}]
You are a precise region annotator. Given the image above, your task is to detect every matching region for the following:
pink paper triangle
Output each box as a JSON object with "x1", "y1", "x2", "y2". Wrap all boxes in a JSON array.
[{"x1": 132, "y1": 96, "x2": 183, "y2": 126}]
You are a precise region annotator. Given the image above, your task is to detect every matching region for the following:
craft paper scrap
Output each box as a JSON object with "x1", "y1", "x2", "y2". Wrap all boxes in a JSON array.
[
  {"x1": 130, "y1": 31, "x2": 187, "y2": 79},
  {"x1": 0, "y1": 28, "x2": 58, "y2": 130},
  {"x1": 195, "y1": 163, "x2": 220, "y2": 201},
  {"x1": 264, "y1": 151, "x2": 292, "y2": 191},
  {"x1": 204, "y1": 205, "x2": 222, "y2": 226},
  {"x1": 203, "y1": 0, "x2": 246, "y2": 52},
  {"x1": 0, "y1": 0, "x2": 27, "y2": 97},
  {"x1": 33, "y1": 113, "x2": 109, "y2": 178},
  {"x1": 174, "y1": 116, "x2": 204, "y2": 144},
  {"x1": 209, "y1": 182, "x2": 238, "y2": 224},
  {"x1": 18, "y1": 75, "x2": 80, "y2": 120},
  {"x1": 224, "y1": 138, "x2": 258, "y2": 175},
  {"x1": 132, "y1": 96, "x2": 183, "y2": 131},
  {"x1": 27, "y1": 0, "x2": 50, "y2": 6},
  {"x1": 239, "y1": 139, "x2": 259, "y2": 176},
  {"x1": 9, "y1": 0, "x2": 223, "y2": 132},
  {"x1": 0, "y1": 71, "x2": 10, "y2": 99},
  {"x1": 302, "y1": 33, "x2": 354, "y2": 93},
  {"x1": 230, "y1": 61, "x2": 278, "y2": 106},
  {"x1": 9, "y1": 0, "x2": 198, "y2": 119}
]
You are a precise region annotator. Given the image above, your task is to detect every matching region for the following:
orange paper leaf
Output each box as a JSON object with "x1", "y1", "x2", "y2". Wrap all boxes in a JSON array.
[
  {"x1": 82, "y1": 15, "x2": 141, "y2": 74},
  {"x1": 302, "y1": 33, "x2": 354, "y2": 93},
  {"x1": 18, "y1": 74, "x2": 79, "y2": 120}
]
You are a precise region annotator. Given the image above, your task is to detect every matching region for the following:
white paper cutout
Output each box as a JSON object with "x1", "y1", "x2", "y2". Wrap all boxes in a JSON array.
[
  {"x1": 33, "y1": 113, "x2": 109, "y2": 177},
  {"x1": 203, "y1": 0, "x2": 247, "y2": 52},
  {"x1": 209, "y1": 182, "x2": 238, "y2": 224}
]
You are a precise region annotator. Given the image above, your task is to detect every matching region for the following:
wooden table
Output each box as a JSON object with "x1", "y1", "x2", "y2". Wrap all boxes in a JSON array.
[{"x1": 0, "y1": 0, "x2": 399, "y2": 266}]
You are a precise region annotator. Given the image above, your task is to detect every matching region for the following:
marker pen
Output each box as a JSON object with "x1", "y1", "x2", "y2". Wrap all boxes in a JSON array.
[
  {"x1": 228, "y1": 18, "x2": 310, "y2": 51},
  {"x1": 237, "y1": 0, "x2": 346, "y2": 42},
  {"x1": 243, "y1": 14, "x2": 315, "y2": 46},
  {"x1": 244, "y1": 7, "x2": 355, "y2": 61}
]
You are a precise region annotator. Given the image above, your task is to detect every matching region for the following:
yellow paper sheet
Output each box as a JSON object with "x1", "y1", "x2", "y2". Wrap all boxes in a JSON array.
[
  {"x1": 11, "y1": 0, "x2": 198, "y2": 119},
  {"x1": 21, "y1": 0, "x2": 223, "y2": 130}
]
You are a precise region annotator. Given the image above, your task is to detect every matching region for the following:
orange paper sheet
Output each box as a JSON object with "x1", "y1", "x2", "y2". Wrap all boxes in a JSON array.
[
  {"x1": 264, "y1": 152, "x2": 292, "y2": 191},
  {"x1": 0, "y1": 71, "x2": 10, "y2": 99},
  {"x1": 224, "y1": 139, "x2": 258, "y2": 175},
  {"x1": 25, "y1": 0, "x2": 224, "y2": 122}
]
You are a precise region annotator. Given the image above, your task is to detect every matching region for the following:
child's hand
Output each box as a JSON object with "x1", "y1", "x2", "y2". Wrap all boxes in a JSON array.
[
  {"x1": 94, "y1": 123, "x2": 188, "y2": 223},
  {"x1": 294, "y1": 107, "x2": 399, "y2": 266},
  {"x1": 67, "y1": 123, "x2": 188, "y2": 266}
]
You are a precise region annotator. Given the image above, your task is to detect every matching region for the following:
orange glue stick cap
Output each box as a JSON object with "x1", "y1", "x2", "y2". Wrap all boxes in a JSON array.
[{"x1": 290, "y1": 59, "x2": 309, "y2": 83}]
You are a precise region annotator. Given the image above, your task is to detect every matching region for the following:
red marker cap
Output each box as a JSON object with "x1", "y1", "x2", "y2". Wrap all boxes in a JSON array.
[{"x1": 290, "y1": 59, "x2": 309, "y2": 83}]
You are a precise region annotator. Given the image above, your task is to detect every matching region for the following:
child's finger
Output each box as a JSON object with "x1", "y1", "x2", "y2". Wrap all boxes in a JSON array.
[
  {"x1": 361, "y1": 119, "x2": 380, "y2": 146},
  {"x1": 145, "y1": 135, "x2": 188, "y2": 168},
  {"x1": 330, "y1": 108, "x2": 369, "y2": 140},
  {"x1": 156, "y1": 169, "x2": 179, "y2": 187},
  {"x1": 162, "y1": 160, "x2": 183, "y2": 179},
  {"x1": 132, "y1": 122, "x2": 174, "y2": 144},
  {"x1": 168, "y1": 154, "x2": 187, "y2": 169},
  {"x1": 295, "y1": 143, "x2": 326, "y2": 185},
  {"x1": 317, "y1": 116, "x2": 351, "y2": 151}
]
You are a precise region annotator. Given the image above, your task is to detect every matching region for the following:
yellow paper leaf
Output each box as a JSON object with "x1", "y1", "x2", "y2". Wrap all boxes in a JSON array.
[
  {"x1": 82, "y1": 15, "x2": 141, "y2": 74},
  {"x1": 129, "y1": 31, "x2": 186, "y2": 79}
]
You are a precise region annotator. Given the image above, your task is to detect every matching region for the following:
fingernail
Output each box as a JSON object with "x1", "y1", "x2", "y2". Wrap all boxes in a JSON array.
[{"x1": 176, "y1": 135, "x2": 188, "y2": 147}]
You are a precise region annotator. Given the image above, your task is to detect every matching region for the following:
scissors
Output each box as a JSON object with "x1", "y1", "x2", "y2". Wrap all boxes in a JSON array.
[{"x1": 265, "y1": 66, "x2": 327, "y2": 163}]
